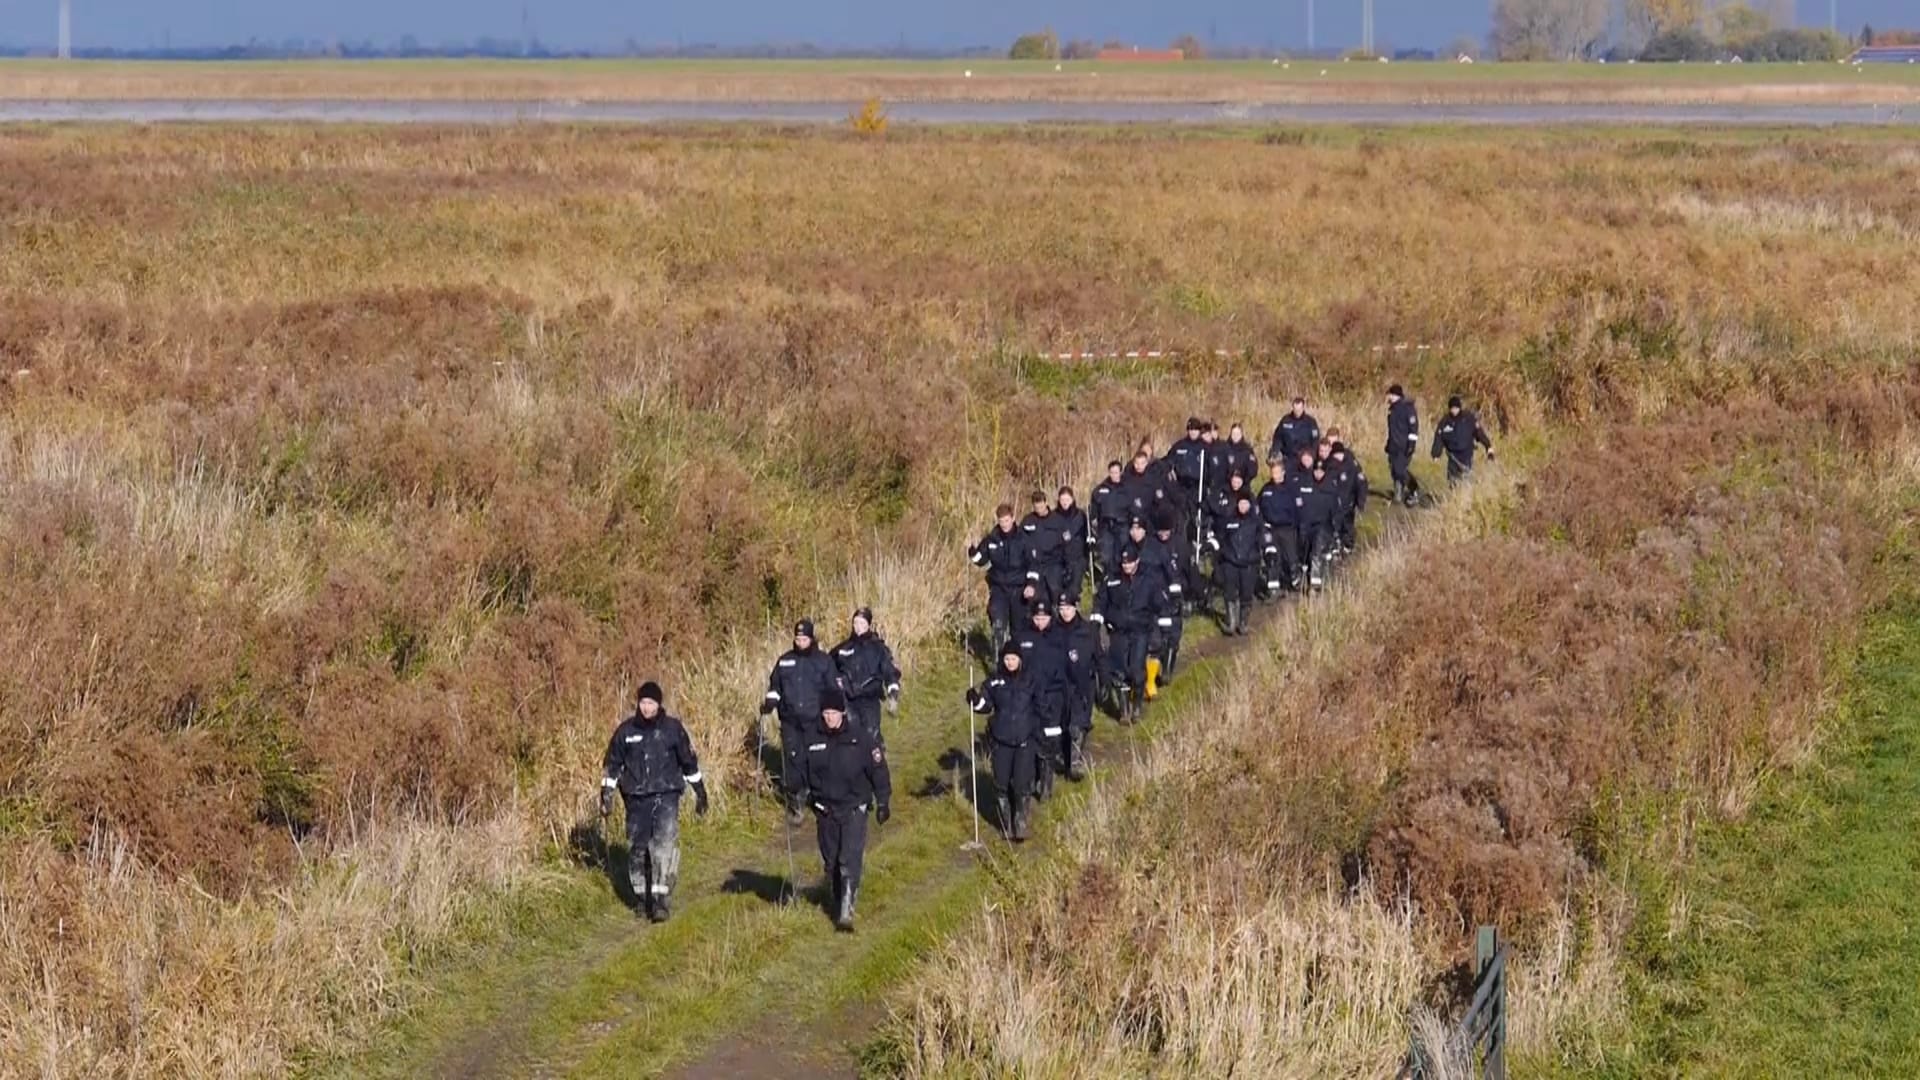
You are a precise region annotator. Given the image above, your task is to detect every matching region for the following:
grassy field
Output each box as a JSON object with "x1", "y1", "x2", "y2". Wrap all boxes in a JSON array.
[
  {"x1": 1, "y1": 57, "x2": 1918, "y2": 104},
  {"x1": 2, "y1": 123, "x2": 1920, "y2": 1076},
  {"x1": 1594, "y1": 592, "x2": 1920, "y2": 1077}
]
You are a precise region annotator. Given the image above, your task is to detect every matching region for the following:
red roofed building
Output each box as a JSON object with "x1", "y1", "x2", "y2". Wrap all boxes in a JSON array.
[{"x1": 1096, "y1": 47, "x2": 1186, "y2": 61}]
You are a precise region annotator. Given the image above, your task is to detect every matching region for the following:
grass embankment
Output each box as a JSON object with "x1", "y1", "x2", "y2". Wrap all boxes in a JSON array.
[
  {"x1": 1, "y1": 58, "x2": 1917, "y2": 105},
  {"x1": 1601, "y1": 594, "x2": 1920, "y2": 1077},
  {"x1": 4, "y1": 126, "x2": 1920, "y2": 1074},
  {"x1": 897, "y1": 399, "x2": 1918, "y2": 1074}
]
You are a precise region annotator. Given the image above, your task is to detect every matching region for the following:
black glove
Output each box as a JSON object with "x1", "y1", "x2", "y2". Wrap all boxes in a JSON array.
[
  {"x1": 876, "y1": 802, "x2": 891, "y2": 826},
  {"x1": 964, "y1": 686, "x2": 981, "y2": 708},
  {"x1": 692, "y1": 780, "x2": 710, "y2": 817},
  {"x1": 598, "y1": 787, "x2": 614, "y2": 817},
  {"x1": 758, "y1": 698, "x2": 775, "y2": 716}
]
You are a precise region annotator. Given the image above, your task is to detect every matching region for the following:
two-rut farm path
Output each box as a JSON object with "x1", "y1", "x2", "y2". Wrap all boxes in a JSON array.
[{"x1": 315, "y1": 511, "x2": 1420, "y2": 1080}]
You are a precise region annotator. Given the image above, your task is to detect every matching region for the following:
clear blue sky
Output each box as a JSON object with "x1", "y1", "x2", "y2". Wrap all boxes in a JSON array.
[{"x1": 15, "y1": 0, "x2": 1912, "y2": 52}]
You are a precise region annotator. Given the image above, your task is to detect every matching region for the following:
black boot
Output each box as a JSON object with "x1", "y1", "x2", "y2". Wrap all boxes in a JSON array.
[
  {"x1": 1011, "y1": 797, "x2": 1031, "y2": 843},
  {"x1": 1038, "y1": 759, "x2": 1056, "y2": 801},
  {"x1": 996, "y1": 795, "x2": 1014, "y2": 842},
  {"x1": 835, "y1": 881, "x2": 857, "y2": 933},
  {"x1": 649, "y1": 893, "x2": 671, "y2": 923}
]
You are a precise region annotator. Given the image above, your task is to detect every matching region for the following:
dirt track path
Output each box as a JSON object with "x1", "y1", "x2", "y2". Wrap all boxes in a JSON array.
[{"x1": 319, "y1": 521, "x2": 1406, "y2": 1079}]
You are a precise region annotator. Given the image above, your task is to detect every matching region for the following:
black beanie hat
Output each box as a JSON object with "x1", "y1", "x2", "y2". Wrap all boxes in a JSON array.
[
  {"x1": 637, "y1": 681, "x2": 664, "y2": 705},
  {"x1": 853, "y1": 606, "x2": 874, "y2": 626},
  {"x1": 820, "y1": 687, "x2": 847, "y2": 713},
  {"x1": 1001, "y1": 641, "x2": 1022, "y2": 661},
  {"x1": 794, "y1": 618, "x2": 815, "y2": 639},
  {"x1": 1448, "y1": 395, "x2": 1463, "y2": 409},
  {"x1": 1388, "y1": 383, "x2": 1404, "y2": 397}
]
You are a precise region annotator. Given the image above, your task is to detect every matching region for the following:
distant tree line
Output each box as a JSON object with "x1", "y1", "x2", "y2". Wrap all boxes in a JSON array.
[{"x1": 1488, "y1": 0, "x2": 1859, "y2": 62}]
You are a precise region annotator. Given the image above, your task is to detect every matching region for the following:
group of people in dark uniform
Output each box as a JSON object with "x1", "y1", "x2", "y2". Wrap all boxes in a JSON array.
[
  {"x1": 960, "y1": 388, "x2": 1495, "y2": 844},
  {"x1": 596, "y1": 388, "x2": 1495, "y2": 929}
]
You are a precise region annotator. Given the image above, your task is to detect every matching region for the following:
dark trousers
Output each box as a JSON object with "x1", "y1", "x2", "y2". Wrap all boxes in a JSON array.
[
  {"x1": 1445, "y1": 455, "x2": 1473, "y2": 484},
  {"x1": 623, "y1": 793, "x2": 682, "y2": 902},
  {"x1": 849, "y1": 696, "x2": 884, "y2": 747},
  {"x1": 1267, "y1": 527, "x2": 1301, "y2": 589},
  {"x1": 1061, "y1": 555, "x2": 1087, "y2": 604},
  {"x1": 778, "y1": 718, "x2": 811, "y2": 801},
  {"x1": 1155, "y1": 615, "x2": 1184, "y2": 668},
  {"x1": 988, "y1": 581, "x2": 1024, "y2": 642},
  {"x1": 1096, "y1": 527, "x2": 1124, "y2": 582},
  {"x1": 1214, "y1": 561, "x2": 1257, "y2": 604},
  {"x1": 814, "y1": 803, "x2": 870, "y2": 894},
  {"x1": 1388, "y1": 452, "x2": 1420, "y2": 498},
  {"x1": 1302, "y1": 525, "x2": 1334, "y2": 583},
  {"x1": 991, "y1": 741, "x2": 1037, "y2": 800},
  {"x1": 1065, "y1": 681, "x2": 1095, "y2": 735},
  {"x1": 1338, "y1": 507, "x2": 1358, "y2": 550},
  {"x1": 1108, "y1": 629, "x2": 1150, "y2": 693},
  {"x1": 1033, "y1": 692, "x2": 1065, "y2": 768}
]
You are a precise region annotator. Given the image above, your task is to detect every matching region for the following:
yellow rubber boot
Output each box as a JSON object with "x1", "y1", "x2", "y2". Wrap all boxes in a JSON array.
[{"x1": 1145, "y1": 656, "x2": 1161, "y2": 702}]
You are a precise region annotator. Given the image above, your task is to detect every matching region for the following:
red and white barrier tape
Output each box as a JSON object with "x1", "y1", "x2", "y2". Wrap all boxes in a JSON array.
[{"x1": 1036, "y1": 343, "x2": 1448, "y2": 361}]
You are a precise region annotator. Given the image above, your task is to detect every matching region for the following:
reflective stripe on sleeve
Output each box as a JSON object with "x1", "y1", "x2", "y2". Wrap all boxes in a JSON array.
[
  {"x1": 601, "y1": 777, "x2": 618, "y2": 789},
  {"x1": 682, "y1": 772, "x2": 702, "y2": 784}
]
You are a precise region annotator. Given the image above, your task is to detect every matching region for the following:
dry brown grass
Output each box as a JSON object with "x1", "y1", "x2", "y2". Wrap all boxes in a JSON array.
[
  {"x1": 2, "y1": 125, "x2": 1918, "y2": 1073},
  {"x1": 1, "y1": 59, "x2": 1917, "y2": 105},
  {"x1": 895, "y1": 389, "x2": 1914, "y2": 1074}
]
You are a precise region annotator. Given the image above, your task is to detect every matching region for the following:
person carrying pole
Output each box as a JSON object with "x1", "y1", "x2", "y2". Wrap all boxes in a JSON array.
[{"x1": 600, "y1": 681, "x2": 709, "y2": 923}]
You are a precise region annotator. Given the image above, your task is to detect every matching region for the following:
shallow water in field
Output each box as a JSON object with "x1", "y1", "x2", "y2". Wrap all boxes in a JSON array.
[{"x1": 0, "y1": 98, "x2": 1913, "y2": 125}]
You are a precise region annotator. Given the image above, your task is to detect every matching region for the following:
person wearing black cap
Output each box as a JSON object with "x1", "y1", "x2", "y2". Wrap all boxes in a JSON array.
[
  {"x1": 966, "y1": 642, "x2": 1041, "y2": 842},
  {"x1": 1384, "y1": 384, "x2": 1422, "y2": 507},
  {"x1": 832, "y1": 607, "x2": 901, "y2": 748},
  {"x1": 1054, "y1": 592, "x2": 1098, "y2": 781},
  {"x1": 1269, "y1": 397, "x2": 1321, "y2": 465},
  {"x1": 600, "y1": 681, "x2": 708, "y2": 923},
  {"x1": 803, "y1": 688, "x2": 891, "y2": 931},
  {"x1": 1020, "y1": 490, "x2": 1066, "y2": 608},
  {"x1": 1295, "y1": 461, "x2": 1340, "y2": 591},
  {"x1": 1208, "y1": 488, "x2": 1263, "y2": 636},
  {"x1": 761, "y1": 618, "x2": 843, "y2": 826},
  {"x1": 968, "y1": 504, "x2": 1032, "y2": 655},
  {"x1": 1142, "y1": 510, "x2": 1189, "y2": 681},
  {"x1": 1090, "y1": 462, "x2": 1132, "y2": 580},
  {"x1": 1094, "y1": 546, "x2": 1167, "y2": 724},
  {"x1": 1011, "y1": 602, "x2": 1068, "y2": 801},
  {"x1": 1055, "y1": 486, "x2": 1091, "y2": 605},
  {"x1": 1432, "y1": 395, "x2": 1496, "y2": 485},
  {"x1": 1166, "y1": 417, "x2": 1208, "y2": 514}
]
